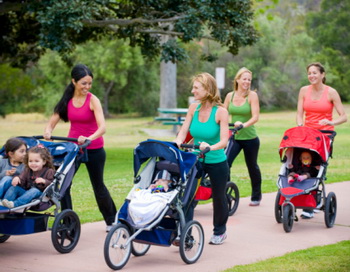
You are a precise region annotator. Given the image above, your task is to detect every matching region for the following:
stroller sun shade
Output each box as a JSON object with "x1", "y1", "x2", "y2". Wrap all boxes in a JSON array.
[
  {"x1": 133, "y1": 139, "x2": 197, "y2": 181},
  {"x1": 279, "y1": 127, "x2": 331, "y2": 163}
]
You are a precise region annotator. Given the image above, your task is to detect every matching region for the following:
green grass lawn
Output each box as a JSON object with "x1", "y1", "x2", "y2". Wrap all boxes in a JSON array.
[{"x1": 1, "y1": 106, "x2": 349, "y2": 271}]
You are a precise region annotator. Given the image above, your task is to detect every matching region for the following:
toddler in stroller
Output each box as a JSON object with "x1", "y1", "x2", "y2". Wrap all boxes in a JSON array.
[
  {"x1": 0, "y1": 136, "x2": 89, "y2": 253},
  {"x1": 104, "y1": 139, "x2": 206, "y2": 270},
  {"x1": 275, "y1": 126, "x2": 337, "y2": 232},
  {"x1": 287, "y1": 150, "x2": 320, "y2": 184}
]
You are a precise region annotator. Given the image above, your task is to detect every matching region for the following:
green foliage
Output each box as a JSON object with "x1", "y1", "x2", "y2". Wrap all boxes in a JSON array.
[
  {"x1": 306, "y1": 0, "x2": 350, "y2": 100},
  {"x1": 0, "y1": 64, "x2": 36, "y2": 116},
  {"x1": 28, "y1": 39, "x2": 160, "y2": 117},
  {"x1": 0, "y1": 0, "x2": 259, "y2": 67},
  {"x1": 225, "y1": 14, "x2": 316, "y2": 109}
]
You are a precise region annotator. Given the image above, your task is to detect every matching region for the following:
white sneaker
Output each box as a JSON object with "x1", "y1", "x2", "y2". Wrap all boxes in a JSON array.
[
  {"x1": 106, "y1": 225, "x2": 113, "y2": 232},
  {"x1": 209, "y1": 233, "x2": 227, "y2": 245},
  {"x1": 301, "y1": 211, "x2": 314, "y2": 219}
]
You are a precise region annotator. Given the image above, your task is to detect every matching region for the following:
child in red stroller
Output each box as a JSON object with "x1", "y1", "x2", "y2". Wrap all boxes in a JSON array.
[{"x1": 274, "y1": 126, "x2": 337, "y2": 232}]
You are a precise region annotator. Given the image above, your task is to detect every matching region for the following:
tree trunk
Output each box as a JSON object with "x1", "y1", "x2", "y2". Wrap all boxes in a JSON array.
[
  {"x1": 160, "y1": 60, "x2": 177, "y2": 110},
  {"x1": 103, "y1": 81, "x2": 114, "y2": 118}
]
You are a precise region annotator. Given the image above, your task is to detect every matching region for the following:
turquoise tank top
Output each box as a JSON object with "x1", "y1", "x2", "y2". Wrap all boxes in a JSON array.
[
  {"x1": 228, "y1": 93, "x2": 257, "y2": 140},
  {"x1": 189, "y1": 104, "x2": 226, "y2": 163}
]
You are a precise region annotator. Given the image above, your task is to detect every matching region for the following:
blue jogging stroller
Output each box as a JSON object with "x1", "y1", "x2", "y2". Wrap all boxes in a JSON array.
[
  {"x1": 104, "y1": 139, "x2": 205, "y2": 270},
  {"x1": 0, "y1": 136, "x2": 89, "y2": 253}
]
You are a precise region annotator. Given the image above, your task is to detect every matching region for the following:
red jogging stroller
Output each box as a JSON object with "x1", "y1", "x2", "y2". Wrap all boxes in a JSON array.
[{"x1": 274, "y1": 126, "x2": 337, "y2": 232}]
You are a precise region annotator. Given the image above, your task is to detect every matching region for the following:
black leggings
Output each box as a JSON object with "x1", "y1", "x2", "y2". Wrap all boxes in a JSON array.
[
  {"x1": 61, "y1": 148, "x2": 117, "y2": 225},
  {"x1": 226, "y1": 137, "x2": 262, "y2": 202},
  {"x1": 204, "y1": 160, "x2": 229, "y2": 235}
]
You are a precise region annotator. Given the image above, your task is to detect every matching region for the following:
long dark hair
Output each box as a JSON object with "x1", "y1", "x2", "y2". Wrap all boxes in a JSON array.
[{"x1": 54, "y1": 64, "x2": 94, "y2": 122}]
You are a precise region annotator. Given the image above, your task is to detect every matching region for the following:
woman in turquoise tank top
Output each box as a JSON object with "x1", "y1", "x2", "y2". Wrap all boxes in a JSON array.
[
  {"x1": 175, "y1": 72, "x2": 230, "y2": 245},
  {"x1": 223, "y1": 67, "x2": 262, "y2": 206}
]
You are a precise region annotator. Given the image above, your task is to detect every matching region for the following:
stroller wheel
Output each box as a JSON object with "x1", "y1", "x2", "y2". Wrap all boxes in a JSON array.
[
  {"x1": 104, "y1": 223, "x2": 131, "y2": 270},
  {"x1": 324, "y1": 192, "x2": 337, "y2": 228},
  {"x1": 131, "y1": 241, "x2": 151, "y2": 256},
  {"x1": 0, "y1": 234, "x2": 10, "y2": 243},
  {"x1": 51, "y1": 209, "x2": 81, "y2": 253},
  {"x1": 226, "y1": 181, "x2": 239, "y2": 216},
  {"x1": 179, "y1": 220, "x2": 204, "y2": 264},
  {"x1": 274, "y1": 191, "x2": 282, "y2": 223},
  {"x1": 282, "y1": 204, "x2": 294, "y2": 233}
]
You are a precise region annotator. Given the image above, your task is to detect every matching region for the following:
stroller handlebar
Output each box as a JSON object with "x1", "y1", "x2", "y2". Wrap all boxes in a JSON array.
[
  {"x1": 33, "y1": 135, "x2": 91, "y2": 149},
  {"x1": 319, "y1": 130, "x2": 337, "y2": 140},
  {"x1": 229, "y1": 123, "x2": 244, "y2": 134},
  {"x1": 180, "y1": 144, "x2": 211, "y2": 155}
]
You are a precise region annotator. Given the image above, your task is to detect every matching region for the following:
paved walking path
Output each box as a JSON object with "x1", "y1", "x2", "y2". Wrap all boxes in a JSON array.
[{"x1": 1, "y1": 181, "x2": 349, "y2": 272}]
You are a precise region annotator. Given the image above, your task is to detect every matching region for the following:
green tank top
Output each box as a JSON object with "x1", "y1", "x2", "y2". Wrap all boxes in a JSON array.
[
  {"x1": 228, "y1": 93, "x2": 257, "y2": 140},
  {"x1": 189, "y1": 104, "x2": 226, "y2": 163}
]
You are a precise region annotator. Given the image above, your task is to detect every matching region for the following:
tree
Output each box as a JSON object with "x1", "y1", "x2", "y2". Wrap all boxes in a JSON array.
[
  {"x1": 306, "y1": 0, "x2": 350, "y2": 100},
  {"x1": 0, "y1": 0, "x2": 259, "y2": 67}
]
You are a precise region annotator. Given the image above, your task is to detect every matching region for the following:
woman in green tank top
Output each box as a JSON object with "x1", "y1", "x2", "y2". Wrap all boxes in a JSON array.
[
  {"x1": 175, "y1": 72, "x2": 230, "y2": 245},
  {"x1": 223, "y1": 67, "x2": 262, "y2": 206}
]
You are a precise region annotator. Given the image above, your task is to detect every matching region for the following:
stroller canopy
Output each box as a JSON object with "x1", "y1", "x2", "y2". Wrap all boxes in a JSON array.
[
  {"x1": 133, "y1": 139, "x2": 197, "y2": 181},
  {"x1": 279, "y1": 127, "x2": 331, "y2": 163}
]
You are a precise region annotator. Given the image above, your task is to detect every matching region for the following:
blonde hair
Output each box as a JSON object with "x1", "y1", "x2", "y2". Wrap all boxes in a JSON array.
[
  {"x1": 191, "y1": 72, "x2": 222, "y2": 106},
  {"x1": 233, "y1": 67, "x2": 253, "y2": 97}
]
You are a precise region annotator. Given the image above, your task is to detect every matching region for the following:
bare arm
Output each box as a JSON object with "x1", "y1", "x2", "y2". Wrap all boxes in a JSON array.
[
  {"x1": 174, "y1": 103, "x2": 197, "y2": 147},
  {"x1": 223, "y1": 92, "x2": 233, "y2": 110},
  {"x1": 323, "y1": 88, "x2": 347, "y2": 126},
  {"x1": 296, "y1": 86, "x2": 307, "y2": 126},
  {"x1": 210, "y1": 106, "x2": 229, "y2": 151},
  {"x1": 44, "y1": 113, "x2": 61, "y2": 140}
]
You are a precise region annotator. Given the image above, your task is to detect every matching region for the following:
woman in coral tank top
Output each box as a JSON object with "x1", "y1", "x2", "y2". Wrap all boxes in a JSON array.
[
  {"x1": 296, "y1": 62, "x2": 347, "y2": 219},
  {"x1": 44, "y1": 64, "x2": 116, "y2": 231}
]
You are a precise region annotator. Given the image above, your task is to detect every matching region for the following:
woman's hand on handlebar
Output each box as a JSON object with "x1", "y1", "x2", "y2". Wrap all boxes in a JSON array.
[
  {"x1": 43, "y1": 131, "x2": 51, "y2": 140},
  {"x1": 234, "y1": 121, "x2": 244, "y2": 128},
  {"x1": 78, "y1": 135, "x2": 91, "y2": 145},
  {"x1": 199, "y1": 141, "x2": 210, "y2": 151}
]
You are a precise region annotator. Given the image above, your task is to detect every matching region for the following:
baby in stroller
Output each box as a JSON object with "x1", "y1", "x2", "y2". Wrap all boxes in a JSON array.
[
  {"x1": 287, "y1": 150, "x2": 320, "y2": 184},
  {"x1": 149, "y1": 169, "x2": 177, "y2": 193},
  {"x1": 128, "y1": 164, "x2": 180, "y2": 228}
]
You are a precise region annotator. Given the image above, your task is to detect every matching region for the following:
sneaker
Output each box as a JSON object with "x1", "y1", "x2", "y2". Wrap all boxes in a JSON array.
[
  {"x1": 106, "y1": 225, "x2": 113, "y2": 232},
  {"x1": 300, "y1": 211, "x2": 314, "y2": 219},
  {"x1": 172, "y1": 237, "x2": 180, "y2": 247},
  {"x1": 2, "y1": 199, "x2": 14, "y2": 208},
  {"x1": 209, "y1": 233, "x2": 227, "y2": 245},
  {"x1": 249, "y1": 201, "x2": 260, "y2": 206}
]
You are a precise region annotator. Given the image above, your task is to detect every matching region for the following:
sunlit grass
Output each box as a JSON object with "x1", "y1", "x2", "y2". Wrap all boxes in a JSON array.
[{"x1": 224, "y1": 240, "x2": 350, "y2": 272}]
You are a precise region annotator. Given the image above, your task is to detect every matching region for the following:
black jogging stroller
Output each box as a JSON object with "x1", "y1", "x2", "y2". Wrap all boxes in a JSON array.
[
  {"x1": 0, "y1": 136, "x2": 89, "y2": 253},
  {"x1": 104, "y1": 139, "x2": 207, "y2": 270}
]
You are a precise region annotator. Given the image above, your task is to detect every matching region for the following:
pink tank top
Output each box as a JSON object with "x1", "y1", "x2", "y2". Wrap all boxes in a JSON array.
[
  {"x1": 303, "y1": 85, "x2": 334, "y2": 130},
  {"x1": 67, "y1": 92, "x2": 104, "y2": 149}
]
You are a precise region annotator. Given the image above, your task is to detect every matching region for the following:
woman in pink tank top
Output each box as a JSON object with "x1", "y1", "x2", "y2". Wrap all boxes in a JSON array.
[
  {"x1": 44, "y1": 64, "x2": 116, "y2": 231},
  {"x1": 296, "y1": 62, "x2": 347, "y2": 219}
]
